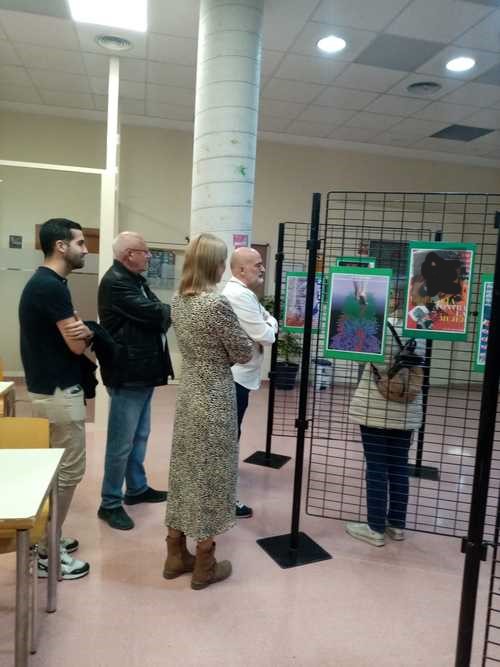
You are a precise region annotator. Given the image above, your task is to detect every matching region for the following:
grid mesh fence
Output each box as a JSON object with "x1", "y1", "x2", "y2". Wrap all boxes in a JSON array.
[
  {"x1": 270, "y1": 221, "x2": 310, "y2": 438},
  {"x1": 303, "y1": 192, "x2": 500, "y2": 542}
]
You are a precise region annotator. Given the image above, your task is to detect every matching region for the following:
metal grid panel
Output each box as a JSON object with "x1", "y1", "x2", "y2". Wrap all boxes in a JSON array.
[
  {"x1": 271, "y1": 222, "x2": 309, "y2": 438},
  {"x1": 306, "y1": 191, "x2": 500, "y2": 539},
  {"x1": 484, "y1": 533, "x2": 500, "y2": 664}
]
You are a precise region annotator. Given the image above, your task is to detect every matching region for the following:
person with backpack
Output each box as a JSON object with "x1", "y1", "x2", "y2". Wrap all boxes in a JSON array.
[{"x1": 347, "y1": 292, "x2": 425, "y2": 547}]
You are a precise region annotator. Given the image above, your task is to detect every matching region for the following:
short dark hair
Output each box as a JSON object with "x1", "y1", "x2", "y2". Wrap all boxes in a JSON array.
[{"x1": 39, "y1": 218, "x2": 82, "y2": 257}]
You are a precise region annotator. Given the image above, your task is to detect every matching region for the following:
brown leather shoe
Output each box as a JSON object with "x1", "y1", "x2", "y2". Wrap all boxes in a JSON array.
[
  {"x1": 191, "y1": 541, "x2": 232, "y2": 590},
  {"x1": 163, "y1": 534, "x2": 195, "y2": 580}
]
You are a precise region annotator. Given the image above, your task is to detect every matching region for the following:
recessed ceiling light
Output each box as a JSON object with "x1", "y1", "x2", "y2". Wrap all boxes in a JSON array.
[
  {"x1": 446, "y1": 56, "x2": 476, "y2": 73},
  {"x1": 317, "y1": 35, "x2": 347, "y2": 54},
  {"x1": 68, "y1": 0, "x2": 147, "y2": 32}
]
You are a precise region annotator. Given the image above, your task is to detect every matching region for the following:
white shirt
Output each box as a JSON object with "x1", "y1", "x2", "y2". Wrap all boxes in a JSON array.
[{"x1": 222, "y1": 277, "x2": 278, "y2": 390}]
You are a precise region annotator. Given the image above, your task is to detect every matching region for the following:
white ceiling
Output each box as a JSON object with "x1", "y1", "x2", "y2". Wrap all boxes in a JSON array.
[{"x1": 2, "y1": 0, "x2": 500, "y2": 166}]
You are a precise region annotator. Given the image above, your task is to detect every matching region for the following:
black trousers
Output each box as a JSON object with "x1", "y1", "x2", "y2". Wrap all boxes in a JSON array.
[{"x1": 235, "y1": 382, "x2": 250, "y2": 441}]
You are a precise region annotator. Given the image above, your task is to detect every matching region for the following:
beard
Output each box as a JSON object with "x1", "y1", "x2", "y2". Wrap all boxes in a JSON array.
[{"x1": 68, "y1": 254, "x2": 85, "y2": 270}]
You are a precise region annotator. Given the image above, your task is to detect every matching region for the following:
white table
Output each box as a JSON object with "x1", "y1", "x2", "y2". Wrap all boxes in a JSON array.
[
  {"x1": 0, "y1": 381, "x2": 16, "y2": 417},
  {"x1": 0, "y1": 449, "x2": 64, "y2": 667}
]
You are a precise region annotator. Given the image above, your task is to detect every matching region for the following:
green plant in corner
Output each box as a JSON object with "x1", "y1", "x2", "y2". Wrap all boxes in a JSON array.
[
  {"x1": 277, "y1": 331, "x2": 302, "y2": 364},
  {"x1": 260, "y1": 295, "x2": 302, "y2": 365}
]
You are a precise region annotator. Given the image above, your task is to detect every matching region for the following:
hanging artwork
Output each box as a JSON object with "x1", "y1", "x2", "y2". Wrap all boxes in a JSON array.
[
  {"x1": 336, "y1": 256, "x2": 376, "y2": 269},
  {"x1": 473, "y1": 274, "x2": 493, "y2": 372},
  {"x1": 323, "y1": 266, "x2": 392, "y2": 362},
  {"x1": 403, "y1": 241, "x2": 476, "y2": 341},
  {"x1": 283, "y1": 272, "x2": 322, "y2": 333},
  {"x1": 146, "y1": 248, "x2": 176, "y2": 290}
]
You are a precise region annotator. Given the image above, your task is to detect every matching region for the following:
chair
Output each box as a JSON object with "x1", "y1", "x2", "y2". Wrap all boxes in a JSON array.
[{"x1": 0, "y1": 417, "x2": 51, "y2": 655}]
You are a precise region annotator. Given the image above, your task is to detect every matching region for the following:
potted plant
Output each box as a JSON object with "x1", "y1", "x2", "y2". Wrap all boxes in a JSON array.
[
  {"x1": 260, "y1": 295, "x2": 302, "y2": 390},
  {"x1": 275, "y1": 331, "x2": 301, "y2": 390}
]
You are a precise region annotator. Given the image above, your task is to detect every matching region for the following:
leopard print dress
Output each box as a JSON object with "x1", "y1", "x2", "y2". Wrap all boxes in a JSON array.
[{"x1": 165, "y1": 292, "x2": 253, "y2": 539}]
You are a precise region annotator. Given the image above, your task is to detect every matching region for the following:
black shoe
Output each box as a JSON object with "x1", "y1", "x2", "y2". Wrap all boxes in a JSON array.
[
  {"x1": 124, "y1": 487, "x2": 168, "y2": 505},
  {"x1": 236, "y1": 502, "x2": 253, "y2": 518},
  {"x1": 98, "y1": 506, "x2": 134, "y2": 530}
]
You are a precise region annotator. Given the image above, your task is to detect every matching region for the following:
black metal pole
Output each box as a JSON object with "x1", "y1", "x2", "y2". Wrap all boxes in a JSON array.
[
  {"x1": 455, "y1": 216, "x2": 500, "y2": 667},
  {"x1": 410, "y1": 230, "x2": 442, "y2": 482},
  {"x1": 256, "y1": 196, "x2": 331, "y2": 568},
  {"x1": 265, "y1": 224, "x2": 285, "y2": 458},
  {"x1": 244, "y1": 224, "x2": 291, "y2": 469},
  {"x1": 290, "y1": 192, "x2": 321, "y2": 547}
]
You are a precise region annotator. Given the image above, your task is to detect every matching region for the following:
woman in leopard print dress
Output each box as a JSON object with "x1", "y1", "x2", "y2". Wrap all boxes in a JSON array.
[{"x1": 163, "y1": 233, "x2": 253, "y2": 590}]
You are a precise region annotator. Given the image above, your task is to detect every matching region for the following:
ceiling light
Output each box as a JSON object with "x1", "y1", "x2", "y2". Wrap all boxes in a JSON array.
[
  {"x1": 96, "y1": 35, "x2": 133, "y2": 51},
  {"x1": 68, "y1": 0, "x2": 147, "y2": 32},
  {"x1": 317, "y1": 35, "x2": 347, "y2": 54},
  {"x1": 446, "y1": 56, "x2": 475, "y2": 73}
]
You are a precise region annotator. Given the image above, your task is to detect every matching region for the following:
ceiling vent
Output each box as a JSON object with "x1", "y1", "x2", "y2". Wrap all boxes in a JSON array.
[
  {"x1": 95, "y1": 35, "x2": 133, "y2": 52},
  {"x1": 431, "y1": 124, "x2": 494, "y2": 142},
  {"x1": 406, "y1": 81, "x2": 443, "y2": 96}
]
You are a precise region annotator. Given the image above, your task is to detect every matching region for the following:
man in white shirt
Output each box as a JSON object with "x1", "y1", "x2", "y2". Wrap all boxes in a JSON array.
[{"x1": 223, "y1": 247, "x2": 278, "y2": 518}]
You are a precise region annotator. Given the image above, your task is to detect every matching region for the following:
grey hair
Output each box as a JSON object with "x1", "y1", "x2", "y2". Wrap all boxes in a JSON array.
[{"x1": 112, "y1": 231, "x2": 144, "y2": 259}]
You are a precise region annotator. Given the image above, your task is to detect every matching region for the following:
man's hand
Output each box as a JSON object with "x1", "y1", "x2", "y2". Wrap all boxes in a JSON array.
[
  {"x1": 63, "y1": 312, "x2": 93, "y2": 343},
  {"x1": 63, "y1": 319, "x2": 93, "y2": 340}
]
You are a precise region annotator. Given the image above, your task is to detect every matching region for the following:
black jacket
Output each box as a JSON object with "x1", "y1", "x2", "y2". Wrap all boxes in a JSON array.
[{"x1": 98, "y1": 260, "x2": 174, "y2": 388}]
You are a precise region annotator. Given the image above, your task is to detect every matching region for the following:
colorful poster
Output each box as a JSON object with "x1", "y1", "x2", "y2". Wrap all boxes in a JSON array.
[
  {"x1": 473, "y1": 274, "x2": 493, "y2": 372},
  {"x1": 403, "y1": 241, "x2": 476, "y2": 341},
  {"x1": 283, "y1": 272, "x2": 322, "y2": 333},
  {"x1": 324, "y1": 266, "x2": 392, "y2": 363},
  {"x1": 233, "y1": 234, "x2": 249, "y2": 248},
  {"x1": 336, "y1": 256, "x2": 376, "y2": 269}
]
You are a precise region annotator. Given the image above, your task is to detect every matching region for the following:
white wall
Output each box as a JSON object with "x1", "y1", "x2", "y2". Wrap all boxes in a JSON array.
[{"x1": 1, "y1": 110, "x2": 500, "y2": 375}]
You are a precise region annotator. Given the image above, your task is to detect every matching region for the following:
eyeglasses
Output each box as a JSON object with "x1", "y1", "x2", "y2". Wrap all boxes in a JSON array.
[{"x1": 127, "y1": 248, "x2": 151, "y2": 256}]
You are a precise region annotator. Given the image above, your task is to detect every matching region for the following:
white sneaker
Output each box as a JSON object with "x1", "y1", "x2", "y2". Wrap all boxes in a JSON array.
[
  {"x1": 346, "y1": 522, "x2": 385, "y2": 547},
  {"x1": 385, "y1": 524, "x2": 405, "y2": 541},
  {"x1": 61, "y1": 536, "x2": 79, "y2": 553},
  {"x1": 38, "y1": 547, "x2": 89, "y2": 580}
]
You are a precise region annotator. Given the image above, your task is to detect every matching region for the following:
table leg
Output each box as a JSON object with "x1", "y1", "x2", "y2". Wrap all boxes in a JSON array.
[
  {"x1": 47, "y1": 481, "x2": 59, "y2": 613},
  {"x1": 15, "y1": 529, "x2": 30, "y2": 667}
]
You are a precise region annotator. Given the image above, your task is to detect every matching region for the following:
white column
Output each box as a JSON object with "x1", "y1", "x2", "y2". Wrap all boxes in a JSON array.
[
  {"x1": 191, "y1": 0, "x2": 264, "y2": 261},
  {"x1": 94, "y1": 56, "x2": 120, "y2": 428}
]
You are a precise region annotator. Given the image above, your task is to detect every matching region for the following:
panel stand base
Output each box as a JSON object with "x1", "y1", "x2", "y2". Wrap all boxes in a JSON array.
[
  {"x1": 257, "y1": 532, "x2": 332, "y2": 569},
  {"x1": 244, "y1": 451, "x2": 291, "y2": 469},
  {"x1": 408, "y1": 464, "x2": 440, "y2": 481}
]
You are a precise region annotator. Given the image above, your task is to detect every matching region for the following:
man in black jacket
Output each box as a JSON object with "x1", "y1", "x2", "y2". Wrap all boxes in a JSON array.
[{"x1": 97, "y1": 231, "x2": 173, "y2": 530}]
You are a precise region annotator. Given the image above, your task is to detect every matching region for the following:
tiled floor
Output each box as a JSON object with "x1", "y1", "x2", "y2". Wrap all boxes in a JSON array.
[{"x1": 0, "y1": 383, "x2": 491, "y2": 666}]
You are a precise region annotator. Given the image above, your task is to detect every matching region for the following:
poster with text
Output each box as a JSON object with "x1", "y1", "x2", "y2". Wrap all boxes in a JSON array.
[
  {"x1": 283, "y1": 272, "x2": 322, "y2": 333},
  {"x1": 324, "y1": 266, "x2": 392, "y2": 363},
  {"x1": 403, "y1": 241, "x2": 476, "y2": 341},
  {"x1": 473, "y1": 274, "x2": 493, "y2": 372}
]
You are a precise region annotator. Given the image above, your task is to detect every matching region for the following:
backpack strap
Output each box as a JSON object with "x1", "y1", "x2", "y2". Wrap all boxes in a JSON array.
[{"x1": 386, "y1": 320, "x2": 404, "y2": 350}]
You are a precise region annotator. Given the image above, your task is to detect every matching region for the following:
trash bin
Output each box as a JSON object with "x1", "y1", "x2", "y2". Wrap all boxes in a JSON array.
[{"x1": 312, "y1": 359, "x2": 333, "y2": 390}]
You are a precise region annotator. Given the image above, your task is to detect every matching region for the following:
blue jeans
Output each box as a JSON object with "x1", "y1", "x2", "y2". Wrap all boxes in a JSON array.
[
  {"x1": 360, "y1": 425, "x2": 413, "y2": 534},
  {"x1": 101, "y1": 386, "x2": 154, "y2": 509},
  {"x1": 235, "y1": 382, "x2": 250, "y2": 441}
]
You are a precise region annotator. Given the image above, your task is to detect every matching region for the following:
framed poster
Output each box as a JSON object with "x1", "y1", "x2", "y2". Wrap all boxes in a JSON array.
[
  {"x1": 336, "y1": 256, "x2": 376, "y2": 269},
  {"x1": 403, "y1": 241, "x2": 476, "y2": 341},
  {"x1": 146, "y1": 248, "x2": 176, "y2": 290},
  {"x1": 324, "y1": 266, "x2": 392, "y2": 363},
  {"x1": 473, "y1": 274, "x2": 493, "y2": 373},
  {"x1": 283, "y1": 272, "x2": 322, "y2": 333}
]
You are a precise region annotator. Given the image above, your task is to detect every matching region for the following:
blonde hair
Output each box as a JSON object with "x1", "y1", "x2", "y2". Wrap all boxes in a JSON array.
[{"x1": 178, "y1": 233, "x2": 227, "y2": 296}]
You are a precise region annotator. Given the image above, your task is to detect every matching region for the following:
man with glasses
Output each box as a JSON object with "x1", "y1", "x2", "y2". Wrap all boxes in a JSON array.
[{"x1": 97, "y1": 231, "x2": 173, "y2": 530}]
